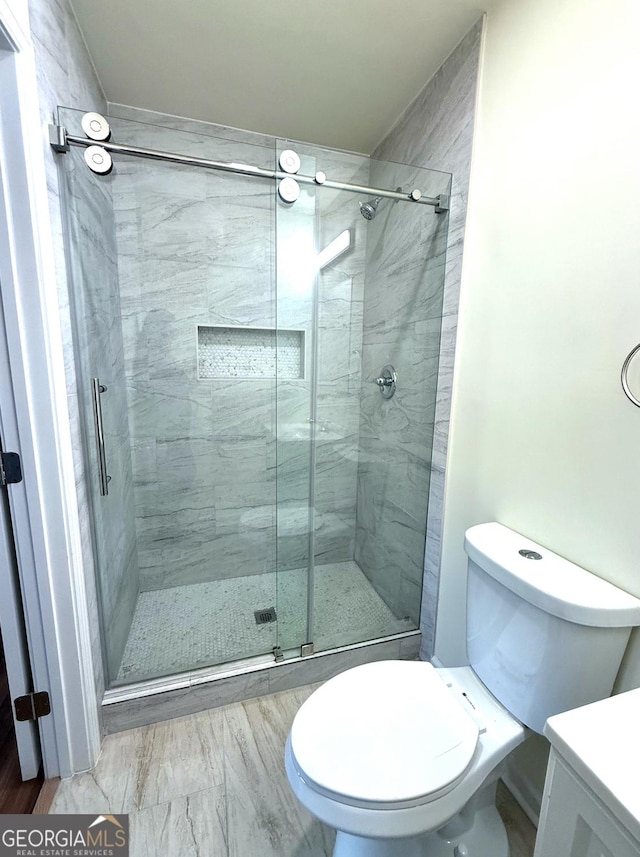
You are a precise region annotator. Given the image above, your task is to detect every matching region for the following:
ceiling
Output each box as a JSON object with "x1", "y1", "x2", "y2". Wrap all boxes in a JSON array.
[{"x1": 70, "y1": 0, "x2": 485, "y2": 154}]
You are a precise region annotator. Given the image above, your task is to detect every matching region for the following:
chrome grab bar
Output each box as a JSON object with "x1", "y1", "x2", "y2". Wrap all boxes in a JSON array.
[
  {"x1": 91, "y1": 378, "x2": 110, "y2": 495},
  {"x1": 621, "y1": 343, "x2": 640, "y2": 408}
]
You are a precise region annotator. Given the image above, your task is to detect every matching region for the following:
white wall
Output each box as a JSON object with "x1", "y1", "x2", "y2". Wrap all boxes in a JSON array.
[{"x1": 436, "y1": 0, "x2": 640, "y2": 690}]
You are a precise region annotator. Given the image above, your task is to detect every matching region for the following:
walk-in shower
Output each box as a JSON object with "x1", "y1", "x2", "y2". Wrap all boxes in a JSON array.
[{"x1": 54, "y1": 106, "x2": 451, "y2": 700}]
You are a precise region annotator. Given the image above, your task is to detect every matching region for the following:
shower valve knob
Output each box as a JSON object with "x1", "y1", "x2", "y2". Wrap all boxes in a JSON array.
[{"x1": 374, "y1": 364, "x2": 397, "y2": 399}]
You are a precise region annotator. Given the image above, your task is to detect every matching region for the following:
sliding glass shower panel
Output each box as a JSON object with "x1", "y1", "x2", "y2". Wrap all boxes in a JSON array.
[
  {"x1": 57, "y1": 108, "x2": 135, "y2": 684},
  {"x1": 274, "y1": 139, "x2": 451, "y2": 657},
  {"x1": 58, "y1": 108, "x2": 306, "y2": 686},
  {"x1": 352, "y1": 155, "x2": 451, "y2": 644},
  {"x1": 271, "y1": 143, "x2": 317, "y2": 657},
  {"x1": 59, "y1": 105, "x2": 451, "y2": 686}
]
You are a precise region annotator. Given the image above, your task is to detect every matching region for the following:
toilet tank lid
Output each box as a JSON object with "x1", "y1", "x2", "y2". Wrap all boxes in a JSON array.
[{"x1": 464, "y1": 523, "x2": 640, "y2": 627}]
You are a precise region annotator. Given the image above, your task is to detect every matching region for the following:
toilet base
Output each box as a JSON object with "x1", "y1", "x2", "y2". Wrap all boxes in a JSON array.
[{"x1": 332, "y1": 782, "x2": 509, "y2": 857}]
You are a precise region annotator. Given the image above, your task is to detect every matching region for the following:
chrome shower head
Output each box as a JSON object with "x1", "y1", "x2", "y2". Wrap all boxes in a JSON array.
[{"x1": 359, "y1": 197, "x2": 382, "y2": 220}]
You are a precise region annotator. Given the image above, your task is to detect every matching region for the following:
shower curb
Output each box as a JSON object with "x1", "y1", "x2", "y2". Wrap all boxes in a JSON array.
[{"x1": 101, "y1": 632, "x2": 420, "y2": 734}]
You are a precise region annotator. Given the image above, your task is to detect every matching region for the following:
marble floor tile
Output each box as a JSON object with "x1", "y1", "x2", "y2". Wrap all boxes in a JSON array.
[
  {"x1": 497, "y1": 780, "x2": 536, "y2": 857},
  {"x1": 51, "y1": 707, "x2": 225, "y2": 814},
  {"x1": 51, "y1": 684, "x2": 534, "y2": 857},
  {"x1": 128, "y1": 786, "x2": 228, "y2": 857},
  {"x1": 224, "y1": 687, "x2": 334, "y2": 857}
]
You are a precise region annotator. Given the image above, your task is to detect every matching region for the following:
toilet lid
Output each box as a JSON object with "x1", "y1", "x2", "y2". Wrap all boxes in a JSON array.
[{"x1": 290, "y1": 660, "x2": 479, "y2": 804}]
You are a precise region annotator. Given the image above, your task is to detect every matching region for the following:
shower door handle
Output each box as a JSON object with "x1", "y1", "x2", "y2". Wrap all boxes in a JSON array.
[{"x1": 91, "y1": 378, "x2": 111, "y2": 496}]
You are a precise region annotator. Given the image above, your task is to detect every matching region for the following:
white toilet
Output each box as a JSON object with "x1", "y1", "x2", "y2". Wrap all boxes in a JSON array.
[{"x1": 285, "y1": 522, "x2": 640, "y2": 857}]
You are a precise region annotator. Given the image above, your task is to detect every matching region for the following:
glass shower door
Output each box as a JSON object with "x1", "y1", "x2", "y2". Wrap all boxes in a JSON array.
[
  {"x1": 59, "y1": 107, "x2": 302, "y2": 686},
  {"x1": 274, "y1": 139, "x2": 451, "y2": 659},
  {"x1": 57, "y1": 105, "x2": 450, "y2": 685},
  {"x1": 272, "y1": 144, "x2": 318, "y2": 658},
  {"x1": 274, "y1": 141, "x2": 375, "y2": 658}
]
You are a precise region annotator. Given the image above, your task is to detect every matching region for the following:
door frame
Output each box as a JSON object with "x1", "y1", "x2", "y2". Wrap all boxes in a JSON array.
[
  {"x1": 0, "y1": 1, "x2": 100, "y2": 776},
  {"x1": 0, "y1": 348, "x2": 42, "y2": 780}
]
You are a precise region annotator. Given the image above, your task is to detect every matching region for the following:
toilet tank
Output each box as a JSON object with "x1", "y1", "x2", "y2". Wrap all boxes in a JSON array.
[{"x1": 464, "y1": 523, "x2": 640, "y2": 734}]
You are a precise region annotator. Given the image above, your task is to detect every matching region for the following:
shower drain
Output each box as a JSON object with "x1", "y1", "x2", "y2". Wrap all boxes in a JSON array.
[{"x1": 254, "y1": 607, "x2": 277, "y2": 625}]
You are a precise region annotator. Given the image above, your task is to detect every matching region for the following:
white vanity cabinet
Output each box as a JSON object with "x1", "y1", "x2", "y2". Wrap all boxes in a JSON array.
[{"x1": 534, "y1": 688, "x2": 640, "y2": 857}]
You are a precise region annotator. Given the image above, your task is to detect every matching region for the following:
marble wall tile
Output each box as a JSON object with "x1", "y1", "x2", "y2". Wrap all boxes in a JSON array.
[
  {"x1": 206, "y1": 265, "x2": 276, "y2": 328},
  {"x1": 26, "y1": 0, "x2": 146, "y2": 701},
  {"x1": 56, "y1": 115, "x2": 140, "y2": 683},
  {"x1": 108, "y1": 103, "x2": 278, "y2": 151},
  {"x1": 102, "y1": 668, "x2": 272, "y2": 734},
  {"x1": 311, "y1": 523, "x2": 354, "y2": 568},
  {"x1": 316, "y1": 271, "x2": 363, "y2": 330},
  {"x1": 109, "y1": 108, "x2": 367, "y2": 595},
  {"x1": 369, "y1": 19, "x2": 484, "y2": 655},
  {"x1": 314, "y1": 440, "x2": 358, "y2": 505},
  {"x1": 140, "y1": 530, "x2": 277, "y2": 589},
  {"x1": 353, "y1": 138, "x2": 452, "y2": 622},
  {"x1": 399, "y1": 633, "x2": 422, "y2": 660}
]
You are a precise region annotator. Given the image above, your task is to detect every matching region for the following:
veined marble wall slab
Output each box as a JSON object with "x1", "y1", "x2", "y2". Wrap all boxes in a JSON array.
[
  {"x1": 26, "y1": 0, "x2": 116, "y2": 707},
  {"x1": 108, "y1": 113, "x2": 367, "y2": 590},
  {"x1": 110, "y1": 122, "x2": 278, "y2": 591},
  {"x1": 355, "y1": 160, "x2": 451, "y2": 625},
  {"x1": 372, "y1": 20, "x2": 484, "y2": 654},
  {"x1": 56, "y1": 111, "x2": 140, "y2": 681},
  {"x1": 280, "y1": 143, "x2": 370, "y2": 570}
]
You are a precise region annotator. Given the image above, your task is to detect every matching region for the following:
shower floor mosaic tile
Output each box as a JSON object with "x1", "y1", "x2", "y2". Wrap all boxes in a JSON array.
[{"x1": 116, "y1": 561, "x2": 413, "y2": 684}]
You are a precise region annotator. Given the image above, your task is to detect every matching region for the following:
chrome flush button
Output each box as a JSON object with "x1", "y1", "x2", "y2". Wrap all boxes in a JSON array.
[{"x1": 519, "y1": 549, "x2": 542, "y2": 560}]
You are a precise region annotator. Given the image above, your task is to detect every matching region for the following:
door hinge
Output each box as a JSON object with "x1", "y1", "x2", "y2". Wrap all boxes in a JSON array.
[
  {"x1": 0, "y1": 451, "x2": 23, "y2": 486},
  {"x1": 14, "y1": 691, "x2": 51, "y2": 722},
  {"x1": 273, "y1": 646, "x2": 284, "y2": 662}
]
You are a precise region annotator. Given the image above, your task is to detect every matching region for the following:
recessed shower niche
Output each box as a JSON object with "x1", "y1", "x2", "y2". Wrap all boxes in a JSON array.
[
  {"x1": 56, "y1": 105, "x2": 451, "y2": 697},
  {"x1": 197, "y1": 325, "x2": 305, "y2": 379}
]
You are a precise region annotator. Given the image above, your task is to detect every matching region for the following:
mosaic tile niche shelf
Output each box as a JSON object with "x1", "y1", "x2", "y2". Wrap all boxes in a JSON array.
[{"x1": 197, "y1": 326, "x2": 304, "y2": 379}]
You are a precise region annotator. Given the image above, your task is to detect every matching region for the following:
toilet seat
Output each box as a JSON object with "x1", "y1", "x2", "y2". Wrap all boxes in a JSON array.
[{"x1": 289, "y1": 660, "x2": 479, "y2": 807}]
